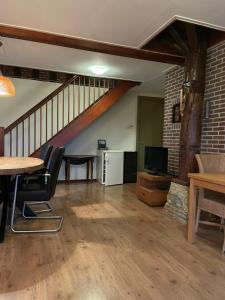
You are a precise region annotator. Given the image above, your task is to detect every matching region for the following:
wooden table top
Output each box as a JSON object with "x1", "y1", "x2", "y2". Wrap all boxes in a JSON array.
[
  {"x1": 188, "y1": 173, "x2": 225, "y2": 186},
  {"x1": 0, "y1": 157, "x2": 44, "y2": 175}
]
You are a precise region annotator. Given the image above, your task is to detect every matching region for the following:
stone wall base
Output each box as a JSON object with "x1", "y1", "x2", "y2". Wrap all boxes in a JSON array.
[{"x1": 164, "y1": 182, "x2": 189, "y2": 224}]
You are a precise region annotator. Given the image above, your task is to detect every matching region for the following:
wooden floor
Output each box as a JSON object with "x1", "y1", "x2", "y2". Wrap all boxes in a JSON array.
[{"x1": 0, "y1": 182, "x2": 225, "y2": 300}]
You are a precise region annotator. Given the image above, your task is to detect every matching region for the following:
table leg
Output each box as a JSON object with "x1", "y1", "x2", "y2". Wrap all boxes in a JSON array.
[
  {"x1": 90, "y1": 158, "x2": 94, "y2": 180},
  {"x1": 0, "y1": 175, "x2": 11, "y2": 243},
  {"x1": 87, "y1": 161, "x2": 89, "y2": 180},
  {"x1": 188, "y1": 178, "x2": 197, "y2": 243},
  {"x1": 65, "y1": 159, "x2": 70, "y2": 182}
]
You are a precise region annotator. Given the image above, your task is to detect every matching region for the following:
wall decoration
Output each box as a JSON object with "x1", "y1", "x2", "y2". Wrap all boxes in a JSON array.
[{"x1": 172, "y1": 103, "x2": 181, "y2": 123}]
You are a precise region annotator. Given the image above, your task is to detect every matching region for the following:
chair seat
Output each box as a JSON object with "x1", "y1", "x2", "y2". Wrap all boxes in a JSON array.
[
  {"x1": 17, "y1": 181, "x2": 48, "y2": 202},
  {"x1": 199, "y1": 192, "x2": 225, "y2": 219}
]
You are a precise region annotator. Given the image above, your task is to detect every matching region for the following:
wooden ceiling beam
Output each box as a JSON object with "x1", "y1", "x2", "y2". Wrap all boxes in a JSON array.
[
  {"x1": 168, "y1": 26, "x2": 189, "y2": 54},
  {"x1": 158, "y1": 37, "x2": 184, "y2": 55},
  {"x1": 0, "y1": 24, "x2": 184, "y2": 65},
  {"x1": 1, "y1": 64, "x2": 71, "y2": 83},
  {"x1": 0, "y1": 64, "x2": 118, "y2": 87},
  {"x1": 185, "y1": 23, "x2": 198, "y2": 51}
]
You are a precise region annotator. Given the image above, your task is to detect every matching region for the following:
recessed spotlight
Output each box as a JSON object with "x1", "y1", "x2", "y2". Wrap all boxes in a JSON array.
[{"x1": 90, "y1": 65, "x2": 107, "y2": 75}]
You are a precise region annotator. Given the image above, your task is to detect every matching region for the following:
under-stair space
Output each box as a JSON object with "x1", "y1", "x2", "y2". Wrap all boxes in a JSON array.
[{"x1": 1, "y1": 75, "x2": 138, "y2": 157}]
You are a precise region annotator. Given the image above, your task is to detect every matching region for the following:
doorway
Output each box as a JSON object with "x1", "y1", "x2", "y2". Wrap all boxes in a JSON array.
[{"x1": 136, "y1": 96, "x2": 164, "y2": 170}]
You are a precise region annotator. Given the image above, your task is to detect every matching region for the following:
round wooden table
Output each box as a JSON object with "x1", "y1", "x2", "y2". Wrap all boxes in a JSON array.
[{"x1": 0, "y1": 157, "x2": 44, "y2": 242}]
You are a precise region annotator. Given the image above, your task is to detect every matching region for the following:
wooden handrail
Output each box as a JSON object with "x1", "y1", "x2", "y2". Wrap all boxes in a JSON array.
[
  {"x1": 4, "y1": 74, "x2": 136, "y2": 157},
  {"x1": 32, "y1": 80, "x2": 137, "y2": 157},
  {"x1": 5, "y1": 74, "x2": 78, "y2": 133}
]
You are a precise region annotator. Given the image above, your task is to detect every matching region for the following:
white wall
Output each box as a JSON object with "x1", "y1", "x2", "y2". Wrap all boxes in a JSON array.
[
  {"x1": 0, "y1": 77, "x2": 164, "y2": 181},
  {"x1": 1, "y1": 77, "x2": 107, "y2": 156},
  {"x1": 59, "y1": 90, "x2": 138, "y2": 180},
  {"x1": 0, "y1": 78, "x2": 60, "y2": 128}
]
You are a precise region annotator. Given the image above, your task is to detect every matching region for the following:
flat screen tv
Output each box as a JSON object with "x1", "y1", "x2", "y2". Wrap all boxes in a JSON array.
[{"x1": 144, "y1": 146, "x2": 168, "y2": 175}]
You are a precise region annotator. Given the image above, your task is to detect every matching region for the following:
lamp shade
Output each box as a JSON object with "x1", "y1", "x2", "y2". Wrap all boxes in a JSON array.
[{"x1": 0, "y1": 76, "x2": 16, "y2": 97}]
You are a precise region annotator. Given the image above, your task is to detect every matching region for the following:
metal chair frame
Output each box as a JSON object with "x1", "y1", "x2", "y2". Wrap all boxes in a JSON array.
[{"x1": 10, "y1": 175, "x2": 63, "y2": 234}]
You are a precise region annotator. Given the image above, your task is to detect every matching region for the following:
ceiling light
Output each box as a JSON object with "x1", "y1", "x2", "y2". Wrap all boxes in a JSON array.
[
  {"x1": 90, "y1": 65, "x2": 107, "y2": 75},
  {"x1": 0, "y1": 74, "x2": 16, "y2": 97},
  {"x1": 0, "y1": 40, "x2": 16, "y2": 97}
]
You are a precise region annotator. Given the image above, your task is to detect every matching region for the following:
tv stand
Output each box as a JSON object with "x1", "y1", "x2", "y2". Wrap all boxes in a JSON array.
[{"x1": 136, "y1": 172, "x2": 171, "y2": 206}]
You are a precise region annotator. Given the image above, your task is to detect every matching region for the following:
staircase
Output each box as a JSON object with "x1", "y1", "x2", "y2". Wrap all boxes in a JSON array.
[{"x1": 2, "y1": 75, "x2": 137, "y2": 156}]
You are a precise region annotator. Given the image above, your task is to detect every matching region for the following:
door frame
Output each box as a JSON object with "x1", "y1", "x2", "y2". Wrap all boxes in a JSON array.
[{"x1": 136, "y1": 96, "x2": 164, "y2": 171}]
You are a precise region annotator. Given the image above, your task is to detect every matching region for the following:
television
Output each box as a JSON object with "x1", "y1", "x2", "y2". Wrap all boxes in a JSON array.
[{"x1": 144, "y1": 146, "x2": 168, "y2": 175}]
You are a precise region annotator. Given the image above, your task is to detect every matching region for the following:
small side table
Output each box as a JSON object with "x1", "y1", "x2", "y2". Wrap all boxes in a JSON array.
[
  {"x1": 136, "y1": 172, "x2": 171, "y2": 206},
  {"x1": 63, "y1": 155, "x2": 95, "y2": 182}
]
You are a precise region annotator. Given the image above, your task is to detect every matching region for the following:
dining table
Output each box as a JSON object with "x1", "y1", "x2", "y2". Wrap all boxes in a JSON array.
[
  {"x1": 188, "y1": 172, "x2": 225, "y2": 243},
  {"x1": 0, "y1": 157, "x2": 44, "y2": 243}
]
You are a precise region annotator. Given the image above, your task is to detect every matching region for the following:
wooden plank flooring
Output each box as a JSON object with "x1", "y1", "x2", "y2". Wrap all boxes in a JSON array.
[{"x1": 0, "y1": 182, "x2": 225, "y2": 300}]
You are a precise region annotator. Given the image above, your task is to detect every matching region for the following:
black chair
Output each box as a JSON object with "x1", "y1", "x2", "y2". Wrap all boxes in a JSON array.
[
  {"x1": 40, "y1": 143, "x2": 54, "y2": 170},
  {"x1": 10, "y1": 147, "x2": 65, "y2": 233},
  {"x1": 22, "y1": 144, "x2": 53, "y2": 188}
]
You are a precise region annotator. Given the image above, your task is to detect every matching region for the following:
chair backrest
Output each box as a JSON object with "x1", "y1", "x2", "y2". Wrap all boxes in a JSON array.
[
  {"x1": 47, "y1": 147, "x2": 65, "y2": 199},
  {"x1": 195, "y1": 154, "x2": 225, "y2": 173},
  {"x1": 40, "y1": 143, "x2": 53, "y2": 168}
]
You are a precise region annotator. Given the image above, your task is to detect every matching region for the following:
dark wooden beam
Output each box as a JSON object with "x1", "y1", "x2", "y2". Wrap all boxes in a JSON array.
[
  {"x1": 209, "y1": 29, "x2": 225, "y2": 47},
  {"x1": 179, "y1": 29, "x2": 208, "y2": 183},
  {"x1": 168, "y1": 26, "x2": 189, "y2": 54},
  {"x1": 0, "y1": 24, "x2": 184, "y2": 65},
  {"x1": 185, "y1": 24, "x2": 198, "y2": 51},
  {"x1": 142, "y1": 38, "x2": 183, "y2": 56},
  {"x1": 1, "y1": 64, "x2": 72, "y2": 83},
  {"x1": 0, "y1": 64, "x2": 116, "y2": 87}
]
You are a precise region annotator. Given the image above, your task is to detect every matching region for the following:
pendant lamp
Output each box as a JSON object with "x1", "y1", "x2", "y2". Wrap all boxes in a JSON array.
[{"x1": 0, "y1": 72, "x2": 16, "y2": 97}]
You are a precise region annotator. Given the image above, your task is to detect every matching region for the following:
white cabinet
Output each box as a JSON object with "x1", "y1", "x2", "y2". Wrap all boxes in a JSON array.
[{"x1": 97, "y1": 150, "x2": 124, "y2": 186}]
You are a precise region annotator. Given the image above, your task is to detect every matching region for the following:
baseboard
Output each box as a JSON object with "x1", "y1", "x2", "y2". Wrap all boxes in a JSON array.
[{"x1": 58, "y1": 179, "x2": 97, "y2": 184}]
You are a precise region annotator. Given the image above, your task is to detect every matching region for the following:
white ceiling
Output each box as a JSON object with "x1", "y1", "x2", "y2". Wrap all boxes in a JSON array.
[
  {"x1": 1, "y1": 0, "x2": 225, "y2": 92},
  {"x1": 1, "y1": 0, "x2": 225, "y2": 47},
  {"x1": 0, "y1": 37, "x2": 172, "y2": 82}
]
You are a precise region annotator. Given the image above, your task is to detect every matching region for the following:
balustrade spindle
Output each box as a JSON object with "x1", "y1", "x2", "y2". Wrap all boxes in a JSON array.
[
  {"x1": 22, "y1": 121, "x2": 24, "y2": 156},
  {"x1": 57, "y1": 94, "x2": 59, "y2": 132},
  {"x1": 28, "y1": 116, "x2": 30, "y2": 155},
  {"x1": 34, "y1": 112, "x2": 36, "y2": 151},
  {"x1": 78, "y1": 77, "x2": 80, "y2": 114},
  {"x1": 16, "y1": 126, "x2": 18, "y2": 156},
  {"x1": 62, "y1": 89, "x2": 65, "y2": 127},
  {"x1": 73, "y1": 80, "x2": 75, "y2": 119},
  {"x1": 51, "y1": 98, "x2": 53, "y2": 138},
  {"x1": 89, "y1": 77, "x2": 91, "y2": 106},
  {"x1": 46, "y1": 103, "x2": 48, "y2": 142},
  {"x1": 40, "y1": 107, "x2": 42, "y2": 146},
  {"x1": 68, "y1": 86, "x2": 70, "y2": 124},
  {"x1": 99, "y1": 78, "x2": 101, "y2": 98},
  {"x1": 94, "y1": 77, "x2": 96, "y2": 101},
  {"x1": 103, "y1": 79, "x2": 106, "y2": 94},
  {"x1": 84, "y1": 76, "x2": 86, "y2": 110},
  {"x1": 10, "y1": 130, "x2": 12, "y2": 156}
]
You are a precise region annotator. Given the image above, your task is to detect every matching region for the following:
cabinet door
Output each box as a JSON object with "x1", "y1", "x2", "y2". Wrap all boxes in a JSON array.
[{"x1": 105, "y1": 152, "x2": 124, "y2": 186}]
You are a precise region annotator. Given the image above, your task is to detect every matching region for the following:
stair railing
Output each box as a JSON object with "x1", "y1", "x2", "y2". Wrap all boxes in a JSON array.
[{"x1": 4, "y1": 75, "x2": 115, "y2": 156}]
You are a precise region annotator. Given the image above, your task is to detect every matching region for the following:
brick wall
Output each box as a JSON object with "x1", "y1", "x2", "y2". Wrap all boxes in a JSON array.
[
  {"x1": 201, "y1": 40, "x2": 225, "y2": 153},
  {"x1": 163, "y1": 39, "x2": 225, "y2": 175},
  {"x1": 163, "y1": 66, "x2": 184, "y2": 175}
]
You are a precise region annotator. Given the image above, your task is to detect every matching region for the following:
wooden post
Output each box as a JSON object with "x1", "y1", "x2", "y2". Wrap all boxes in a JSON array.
[
  {"x1": 178, "y1": 28, "x2": 208, "y2": 183},
  {"x1": 0, "y1": 127, "x2": 5, "y2": 156}
]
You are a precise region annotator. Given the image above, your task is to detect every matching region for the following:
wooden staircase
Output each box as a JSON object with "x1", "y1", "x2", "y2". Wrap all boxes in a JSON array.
[{"x1": 1, "y1": 75, "x2": 138, "y2": 156}]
